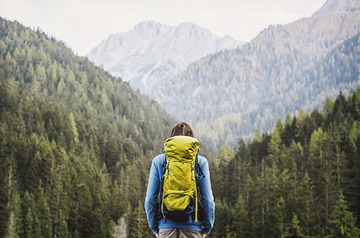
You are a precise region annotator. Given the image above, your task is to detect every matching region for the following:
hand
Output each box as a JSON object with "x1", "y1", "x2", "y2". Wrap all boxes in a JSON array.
[{"x1": 202, "y1": 234, "x2": 207, "y2": 238}]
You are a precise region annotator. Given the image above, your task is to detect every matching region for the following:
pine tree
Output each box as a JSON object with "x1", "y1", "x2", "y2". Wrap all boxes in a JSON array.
[
  {"x1": 0, "y1": 154, "x2": 21, "y2": 238},
  {"x1": 347, "y1": 121, "x2": 360, "y2": 217},
  {"x1": 68, "y1": 113, "x2": 79, "y2": 143},
  {"x1": 274, "y1": 197, "x2": 287, "y2": 238},
  {"x1": 298, "y1": 172, "x2": 320, "y2": 236},
  {"x1": 295, "y1": 108, "x2": 307, "y2": 143},
  {"x1": 4, "y1": 189, "x2": 21, "y2": 238},
  {"x1": 327, "y1": 193, "x2": 360, "y2": 238},
  {"x1": 133, "y1": 200, "x2": 151, "y2": 238},
  {"x1": 282, "y1": 115, "x2": 295, "y2": 147},
  {"x1": 282, "y1": 213, "x2": 304, "y2": 238},
  {"x1": 54, "y1": 210, "x2": 71, "y2": 238},
  {"x1": 4, "y1": 211, "x2": 20, "y2": 238},
  {"x1": 268, "y1": 126, "x2": 282, "y2": 156},
  {"x1": 35, "y1": 184, "x2": 52, "y2": 237},
  {"x1": 212, "y1": 199, "x2": 232, "y2": 238},
  {"x1": 22, "y1": 192, "x2": 41, "y2": 238},
  {"x1": 233, "y1": 195, "x2": 251, "y2": 237},
  {"x1": 309, "y1": 128, "x2": 337, "y2": 228}
]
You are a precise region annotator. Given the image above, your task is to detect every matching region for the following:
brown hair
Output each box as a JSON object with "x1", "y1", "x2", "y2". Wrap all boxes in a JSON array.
[{"x1": 171, "y1": 121, "x2": 194, "y2": 137}]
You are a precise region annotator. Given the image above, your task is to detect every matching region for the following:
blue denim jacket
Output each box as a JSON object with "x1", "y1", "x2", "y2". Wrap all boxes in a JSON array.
[{"x1": 144, "y1": 153, "x2": 215, "y2": 235}]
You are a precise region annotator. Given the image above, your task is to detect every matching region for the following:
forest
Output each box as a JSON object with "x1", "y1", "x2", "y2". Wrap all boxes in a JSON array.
[
  {"x1": 0, "y1": 17, "x2": 173, "y2": 237},
  {"x1": 0, "y1": 17, "x2": 359, "y2": 238},
  {"x1": 210, "y1": 89, "x2": 360, "y2": 237}
]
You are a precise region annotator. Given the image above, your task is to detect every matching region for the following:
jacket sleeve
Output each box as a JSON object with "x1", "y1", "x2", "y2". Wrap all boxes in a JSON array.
[
  {"x1": 198, "y1": 156, "x2": 215, "y2": 235},
  {"x1": 144, "y1": 155, "x2": 162, "y2": 234}
]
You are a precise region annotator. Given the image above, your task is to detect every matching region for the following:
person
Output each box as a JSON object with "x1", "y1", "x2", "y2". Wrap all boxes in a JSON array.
[{"x1": 145, "y1": 121, "x2": 215, "y2": 238}]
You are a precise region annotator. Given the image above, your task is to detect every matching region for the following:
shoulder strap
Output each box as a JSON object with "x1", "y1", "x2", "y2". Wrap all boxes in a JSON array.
[
  {"x1": 195, "y1": 155, "x2": 205, "y2": 179},
  {"x1": 158, "y1": 154, "x2": 166, "y2": 204},
  {"x1": 161, "y1": 154, "x2": 167, "y2": 177}
]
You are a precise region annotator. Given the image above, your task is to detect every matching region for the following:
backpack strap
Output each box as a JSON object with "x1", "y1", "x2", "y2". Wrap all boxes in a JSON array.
[
  {"x1": 194, "y1": 154, "x2": 206, "y2": 221},
  {"x1": 159, "y1": 155, "x2": 167, "y2": 196},
  {"x1": 160, "y1": 155, "x2": 167, "y2": 221},
  {"x1": 195, "y1": 155, "x2": 205, "y2": 180}
]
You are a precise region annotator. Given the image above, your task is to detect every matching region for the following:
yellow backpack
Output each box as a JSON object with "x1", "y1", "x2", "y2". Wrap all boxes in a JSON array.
[{"x1": 161, "y1": 136, "x2": 200, "y2": 222}]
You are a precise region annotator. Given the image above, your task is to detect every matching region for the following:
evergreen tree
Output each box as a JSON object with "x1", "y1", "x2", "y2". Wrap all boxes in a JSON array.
[
  {"x1": 282, "y1": 213, "x2": 304, "y2": 238},
  {"x1": 4, "y1": 187, "x2": 21, "y2": 238},
  {"x1": 68, "y1": 112, "x2": 79, "y2": 143},
  {"x1": 211, "y1": 199, "x2": 232, "y2": 238},
  {"x1": 233, "y1": 195, "x2": 251, "y2": 237},
  {"x1": 35, "y1": 184, "x2": 52, "y2": 237},
  {"x1": 274, "y1": 197, "x2": 287, "y2": 238},
  {"x1": 298, "y1": 172, "x2": 320, "y2": 236},
  {"x1": 22, "y1": 192, "x2": 41, "y2": 238},
  {"x1": 327, "y1": 193, "x2": 360, "y2": 238},
  {"x1": 4, "y1": 211, "x2": 20, "y2": 238},
  {"x1": 309, "y1": 129, "x2": 337, "y2": 228}
]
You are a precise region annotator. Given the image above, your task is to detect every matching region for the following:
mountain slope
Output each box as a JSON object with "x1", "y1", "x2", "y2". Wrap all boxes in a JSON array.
[
  {"x1": 154, "y1": 0, "x2": 360, "y2": 147},
  {"x1": 0, "y1": 17, "x2": 173, "y2": 237},
  {"x1": 314, "y1": 0, "x2": 360, "y2": 15},
  {"x1": 0, "y1": 17, "x2": 174, "y2": 152},
  {"x1": 87, "y1": 21, "x2": 243, "y2": 94}
]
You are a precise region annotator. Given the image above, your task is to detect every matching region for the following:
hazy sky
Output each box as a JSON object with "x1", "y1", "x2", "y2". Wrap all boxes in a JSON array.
[{"x1": 0, "y1": 0, "x2": 327, "y2": 56}]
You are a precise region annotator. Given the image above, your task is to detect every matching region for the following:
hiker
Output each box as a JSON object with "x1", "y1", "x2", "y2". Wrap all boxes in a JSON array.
[{"x1": 145, "y1": 121, "x2": 215, "y2": 238}]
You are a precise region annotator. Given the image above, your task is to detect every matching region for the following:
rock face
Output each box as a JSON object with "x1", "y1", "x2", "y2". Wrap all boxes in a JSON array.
[{"x1": 87, "y1": 21, "x2": 243, "y2": 94}]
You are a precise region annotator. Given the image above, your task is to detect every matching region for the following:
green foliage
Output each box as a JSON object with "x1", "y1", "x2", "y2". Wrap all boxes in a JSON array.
[
  {"x1": 0, "y1": 17, "x2": 174, "y2": 237},
  {"x1": 326, "y1": 193, "x2": 360, "y2": 238},
  {"x1": 282, "y1": 213, "x2": 304, "y2": 238},
  {"x1": 212, "y1": 89, "x2": 360, "y2": 237}
]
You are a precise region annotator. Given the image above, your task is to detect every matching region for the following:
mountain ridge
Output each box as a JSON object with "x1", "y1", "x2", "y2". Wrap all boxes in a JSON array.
[
  {"x1": 87, "y1": 21, "x2": 244, "y2": 94},
  {"x1": 153, "y1": 0, "x2": 360, "y2": 147},
  {"x1": 314, "y1": 0, "x2": 360, "y2": 15}
]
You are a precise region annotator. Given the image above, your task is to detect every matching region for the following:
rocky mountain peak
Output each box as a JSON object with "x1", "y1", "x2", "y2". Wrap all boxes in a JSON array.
[
  {"x1": 133, "y1": 21, "x2": 165, "y2": 39},
  {"x1": 314, "y1": 0, "x2": 360, "y2": 15},
  {"x1": 87, "y1": 21, "x2": 243, "y2": 94}
]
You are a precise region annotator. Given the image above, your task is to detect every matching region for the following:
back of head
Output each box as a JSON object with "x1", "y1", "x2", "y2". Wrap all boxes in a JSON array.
[{"x1": 171, "y1": 121, "x2": 194, "y2": 137}]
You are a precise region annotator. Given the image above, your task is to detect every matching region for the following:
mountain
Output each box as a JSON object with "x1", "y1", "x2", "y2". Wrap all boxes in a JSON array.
[
  {"x1": 86, "y1": 21, "x2": 243, "y2": 94},
  {"x1": 154, "y1": 0, "x2": 360, "y2": 147},
  {"x1": 314, "y1": 0, "x2": 360, "y2": 15}
]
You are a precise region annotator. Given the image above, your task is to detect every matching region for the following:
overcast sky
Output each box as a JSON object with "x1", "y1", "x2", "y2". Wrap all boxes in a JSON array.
[{"x1": 0, "y1": 0, "x2": 327, "y2": 56}]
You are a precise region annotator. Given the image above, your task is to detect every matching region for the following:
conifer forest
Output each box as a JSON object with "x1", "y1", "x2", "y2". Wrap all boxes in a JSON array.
[{"x1": 0, "y1": 18, "x2": 359, "y2": 237}]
